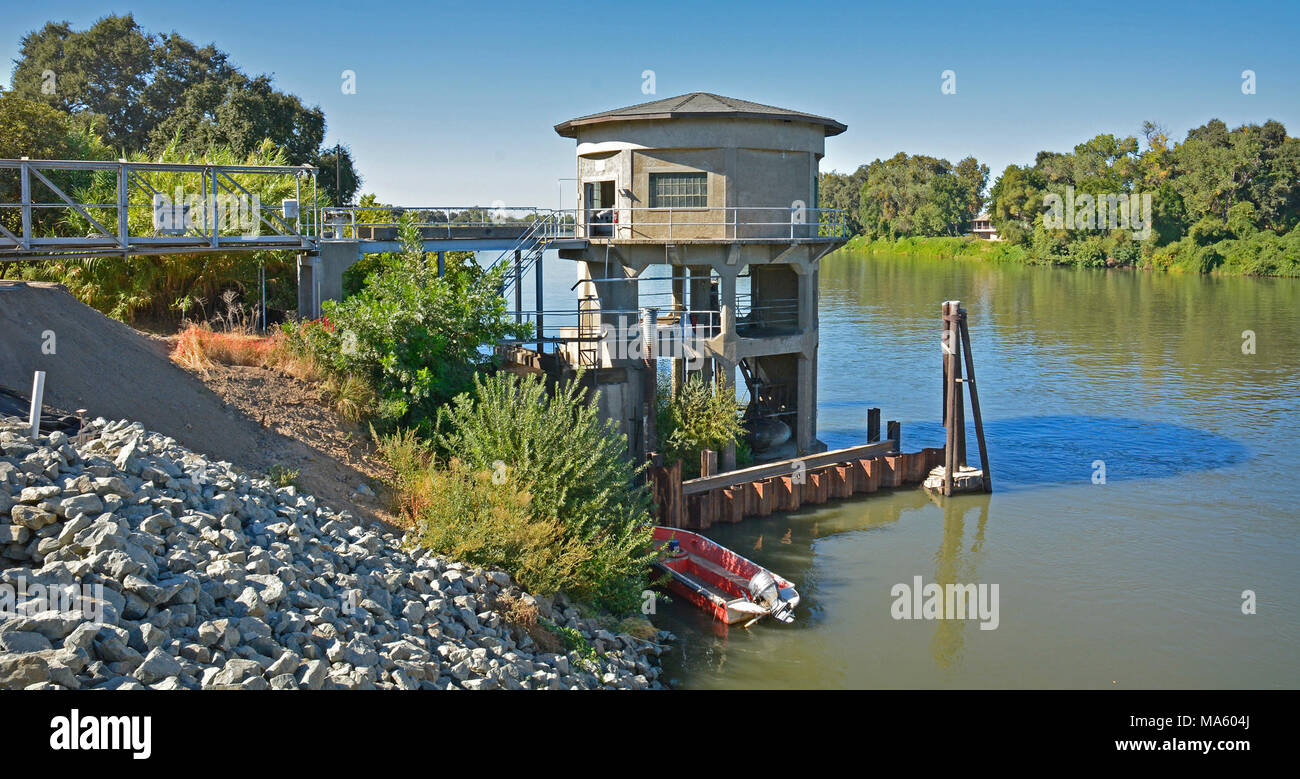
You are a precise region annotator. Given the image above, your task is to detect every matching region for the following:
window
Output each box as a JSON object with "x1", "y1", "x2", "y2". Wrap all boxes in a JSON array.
[{"x1": 649, "y1": 172, "x2": 707, "y2": 208}]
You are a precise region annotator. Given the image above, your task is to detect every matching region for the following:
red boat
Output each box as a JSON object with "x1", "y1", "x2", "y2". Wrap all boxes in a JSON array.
[{"x1": 651, "y1": 527, "x2": 800, "y2": 625}]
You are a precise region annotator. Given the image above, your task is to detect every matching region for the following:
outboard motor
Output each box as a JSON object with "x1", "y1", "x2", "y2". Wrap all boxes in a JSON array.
[
  {"x1": 747, "y1": 570, "x2": 795, "y2": 623},
  {"x1": 747, "y1": 571, "x2": 779, "y2": 609}
]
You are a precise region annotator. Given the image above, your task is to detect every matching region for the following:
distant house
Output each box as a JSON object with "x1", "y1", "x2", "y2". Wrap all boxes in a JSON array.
[{"x1": 968, "y1": 212, "x2": 1000, "y2": 241}]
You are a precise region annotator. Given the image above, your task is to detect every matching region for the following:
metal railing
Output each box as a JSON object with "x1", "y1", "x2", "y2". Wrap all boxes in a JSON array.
[
  {"x1": 0, "y1": 158, "x2": 849, "y2": 264},
  {"x1": 500, "y1": 305, "x2": 722, "y2": 363},
  {"x1": 312, "y1": 204, "x2": 850, "y2": 243},
  {"x1": 310, "y1": 205, "x2": 564, "y2": 241},
  {"x1": 0, "y1": 158, "x2": 317, "y2": 261},
  {"x1": 569, "y1": 205, "x2": 849, "y2": 242}
]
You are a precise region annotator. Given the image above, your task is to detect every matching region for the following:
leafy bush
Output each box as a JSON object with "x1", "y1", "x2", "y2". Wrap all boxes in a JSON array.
[
  {"x1": 1189, "y1": 215, "x2": 1229, "y2": 245},
  {"x1": 294, "y1": 212, "x2": 528, "y2": 432},
  {"x1": 656, "y1": 375, "x2": 745, "y2": 477},
  {"x1": 405, "y1": 459, "x2": 591, "y2": 598},
  {"x1": 428, "y1": 372, "x2": 656, "y2": 613}
]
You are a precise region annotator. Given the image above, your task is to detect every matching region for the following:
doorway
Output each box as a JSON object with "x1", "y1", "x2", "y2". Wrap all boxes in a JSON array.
[{"x1": 584, "y1": 180, "x2": 616, "y2": 237}]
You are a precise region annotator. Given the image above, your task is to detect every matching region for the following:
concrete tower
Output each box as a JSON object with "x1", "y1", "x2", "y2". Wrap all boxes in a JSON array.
[{"x1": 553, "y1": 93, "x2": 849, "y2": 468}]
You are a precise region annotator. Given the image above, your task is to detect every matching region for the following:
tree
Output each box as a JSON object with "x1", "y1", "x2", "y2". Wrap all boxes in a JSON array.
[
  {"x1": 311, "y1": 144, "x2": 362, "y2": 206},
  {"x1": 10, "y1": 17, "x2": 154, "y2": 150},
  {"x1": 987, "y1": 164, "x2": 1044, "y2": 241},
  {"x1": 853, "y1": 153, "x2": 983, "y2": 238},
  {"x1": 954, "y1": 156, "x2": 990, "y2": 219},
  {"x1": 9, "y1": 14, "x2": 359, "y2": 188},
  {"x1": 0, "y1": 90, "x2": 107, "y2": 237},
  {"x1": 313, "y1": 212, "x2": 529, "y2": 430},
  {"x1": 148, "y1": 74, "x2": 325, "y2": 164}
]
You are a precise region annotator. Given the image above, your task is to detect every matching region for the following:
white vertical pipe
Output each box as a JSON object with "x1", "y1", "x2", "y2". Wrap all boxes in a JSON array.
[{"x1": 28, "y1": 370, "x2": 46, "y2": 441}]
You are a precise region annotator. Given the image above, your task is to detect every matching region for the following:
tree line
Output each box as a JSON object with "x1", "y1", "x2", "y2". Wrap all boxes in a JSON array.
[{"x1": 819, "y1": 119, "x2": 1300, "y2": 276}]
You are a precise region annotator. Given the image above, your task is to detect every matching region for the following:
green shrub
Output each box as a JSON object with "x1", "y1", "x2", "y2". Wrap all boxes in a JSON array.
[
  {"x1": 656, "y1": 374, "x2": 746, "y2": 477},
  {"x1": 1189, "y1": 215, "x2": 1229, "y2": 245},
  {"x1": 298, "y1": 212, "x2": 528, "y2": 432},
  {"x1": 266, "y1": 464, "x2": 300, "y2": 488},
  {"x1": 1227, "y1": 202, "x2": 1259, "y2": 239},
  {"x1": 429, "y1": 372, "x2": 656, "y2": 613},
  {"x1": 405, "y1": 459, "x2": 591, "y2": 598}
]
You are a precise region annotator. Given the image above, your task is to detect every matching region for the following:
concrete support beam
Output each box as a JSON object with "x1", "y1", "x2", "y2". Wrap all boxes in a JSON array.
[
  {"x1": 718, "y1": 356, "x2": 737, "y2": 471},
  {"x1": 296, "y1": 253, "x2": 319, "y2": 319},
  {"x1": 796, "y1": 353, "x2": 815, "y2": 452},
  {"x1": 298, "y1": 240, "x2": 361, "y2": 318},
  {"x1": 716, "y1": 268, "x2": 739, "y2": 471}
]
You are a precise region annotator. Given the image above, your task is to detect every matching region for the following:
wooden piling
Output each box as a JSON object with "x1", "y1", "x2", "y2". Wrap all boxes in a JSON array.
[
  {"x1": 943, "y1": 301, "x2": 959, "y2": 496},
  {"x1": 958, "y1": 308, "x2": 993, "y2": 493},
  {"x1": 700, "y1": 449, "x2": 717, "y2": 478}
]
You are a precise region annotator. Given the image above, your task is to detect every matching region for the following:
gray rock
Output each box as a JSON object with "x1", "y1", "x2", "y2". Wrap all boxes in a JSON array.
[
  {"x1": 265, "y1": 650, "x2": 300, "y2": 678},
  {"x1": 11, "y1": 506, "x2": 57, "y2": 530},
  {"x1": 134, "y1": 647, "x2": 183, "y2": 684},
  {"x1": 0, "y1": 629, "x2": 54, "y2": 654},
  {"x1": 4, "y1": 610, "x2": 82, "y2": 641},
  {"x1": 210, "y1": 658, "x2": 262, "y2": 686},
  {"x1": 269, "y1": 673, "x2": 299, "y2": 690},
  {"x1": 0, "y1": 417, "x2": 668, "y2": 693},
  {"x1": 299, "y1": 659, "x2": 328, "y2": 690},
  {"x1": 0, "y1": 652, "x2": 51, "y2": 688},
  {"x1": 58, "y1": 493, "x2": 104, "y2": 519}
]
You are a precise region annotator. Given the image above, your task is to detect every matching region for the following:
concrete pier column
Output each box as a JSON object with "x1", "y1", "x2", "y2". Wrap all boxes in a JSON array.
[
  {"x1": 796, "y1": 353, "x2": 816, "y2": 453},
  {"x1": 718, "y1": 356, "x2": 738, "y2": 471},
  {"x1": 716, "y1": 268, "x2": 739, "y2": 471},
  {"x1": 793, "y1": 262, "x2": 819, "y2": 453},
  {"x1": 296, "y1": 252, "x2": 319, "y2": 319},
  {"x1": 719, "y1": 270, "x2": 737, "y2": 339},
  {"x1": 797, "y1": 265, "x2": 816, "y2": 333},
  {"x1": 688, "y1": 265, "x2": 714, "y2": 384},
  {"x1": 670, "y1": 265, "x2": 686, "y2": 395}
]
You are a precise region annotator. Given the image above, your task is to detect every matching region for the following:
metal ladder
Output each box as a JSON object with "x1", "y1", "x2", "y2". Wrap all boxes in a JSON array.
[{"x1": 576, "y1": 295, "x2": 602, "y2": 373}]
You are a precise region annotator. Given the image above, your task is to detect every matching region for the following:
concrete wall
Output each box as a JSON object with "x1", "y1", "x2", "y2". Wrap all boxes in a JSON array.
[
  {"x1": 573, "y1": 116, "x2": 826, "y2": 242},
  {"x1": 297, "y1": 241, "x2": 360, "y2": 318}
]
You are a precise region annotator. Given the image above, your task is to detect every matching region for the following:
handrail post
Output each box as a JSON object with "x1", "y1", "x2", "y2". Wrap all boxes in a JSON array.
[
  {"x1": 209, "y1": 167, "x2": 218, "y2": 248},
  {"x1": 117, "y1": 161, "x2": 129, "y2": 250},
  {"x1": 20, "y1": 160, "x2": 31, "y2": 249}
]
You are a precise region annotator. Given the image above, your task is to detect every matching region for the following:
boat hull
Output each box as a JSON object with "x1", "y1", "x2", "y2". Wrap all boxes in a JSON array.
[{"x1": 651, "y1": 527, "x2": 800, "y2": 625}]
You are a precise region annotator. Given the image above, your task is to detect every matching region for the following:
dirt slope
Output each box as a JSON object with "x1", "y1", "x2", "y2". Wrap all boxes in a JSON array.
[{"x1": 0, "y1": 281, "x2": 392, "y2": 527}]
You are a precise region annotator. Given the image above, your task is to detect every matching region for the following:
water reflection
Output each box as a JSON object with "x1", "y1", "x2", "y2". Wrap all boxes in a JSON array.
[{"x1": 928, "y1": 494, "x2": 990, "y2": 669}]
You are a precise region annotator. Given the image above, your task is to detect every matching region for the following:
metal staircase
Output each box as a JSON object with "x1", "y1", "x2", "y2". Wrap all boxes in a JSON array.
[{"x1": 486, "y1": 212, "x2": 559, "y2": 299}]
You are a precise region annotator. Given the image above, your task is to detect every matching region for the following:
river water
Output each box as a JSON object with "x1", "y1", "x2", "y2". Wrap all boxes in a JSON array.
[{"x1": 653, "y1": 251, "x2": 1300, "y2": 689}]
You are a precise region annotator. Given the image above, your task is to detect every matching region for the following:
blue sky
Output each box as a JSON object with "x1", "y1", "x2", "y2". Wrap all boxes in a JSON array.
[{"x1": 4, "y1": 0, "x2": 1297, "y2": 206}]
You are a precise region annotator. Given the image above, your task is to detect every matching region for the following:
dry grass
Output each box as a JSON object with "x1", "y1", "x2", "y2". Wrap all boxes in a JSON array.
[
  {"x1": 327, "y1": 374, "x2": 376, "y2": 424},
  {"x1": 265, "y1": 330, "x2": 327, "y2": 383},
  {"x1": 172, "y1": 323, "x2": 328, "y2": 389},
  {"x1": 496, "y1": 592, "x2": 563, "y2": 653},
  {"x1": 171, "y1": 323, "x2": 274, "y2": 372}
]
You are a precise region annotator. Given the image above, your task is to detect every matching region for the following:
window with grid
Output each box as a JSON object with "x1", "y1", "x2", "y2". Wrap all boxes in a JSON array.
[{"x1": 649, "y1": 172, "x2": 707, "y2": 208}]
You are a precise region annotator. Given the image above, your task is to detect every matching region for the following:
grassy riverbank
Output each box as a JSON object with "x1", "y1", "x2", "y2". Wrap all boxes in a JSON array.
[{"x1": 843, "y1": 231, "x2": 1300, "y2": 277}]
